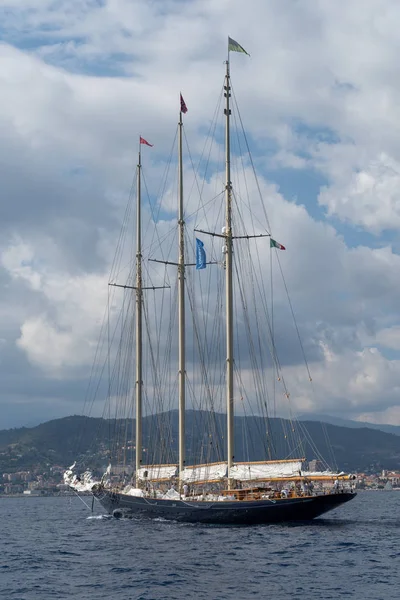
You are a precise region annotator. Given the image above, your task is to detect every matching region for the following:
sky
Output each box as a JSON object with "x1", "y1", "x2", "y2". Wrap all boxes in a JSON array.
[{"x1": 2, "y1": 0, "x2": 400, "y2": 428}]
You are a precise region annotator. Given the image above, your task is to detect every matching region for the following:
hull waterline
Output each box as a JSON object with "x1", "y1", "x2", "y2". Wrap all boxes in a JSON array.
[{"x1": 93, "y1": 488, "x2": 356, "y2": 524}]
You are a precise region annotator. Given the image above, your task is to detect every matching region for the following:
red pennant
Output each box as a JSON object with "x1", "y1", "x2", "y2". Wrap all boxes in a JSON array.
[
  {"x1": 180, "y1": 94, "x2": 188, "y2": 114},
  {"x1": 140, "y1": 136, "x2": 153, "y2": 147}
]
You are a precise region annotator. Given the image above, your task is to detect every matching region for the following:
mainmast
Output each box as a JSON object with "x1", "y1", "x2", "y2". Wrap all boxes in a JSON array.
[
  {"x1": 178, "y1": 106, "x2": 186, "y2": 478},
  {"x1": 135, "y1": 148, "x2": 143, "y2": 476},
  {"x1": 224, "y1": 59, "x2": 234, "y2": 481}
]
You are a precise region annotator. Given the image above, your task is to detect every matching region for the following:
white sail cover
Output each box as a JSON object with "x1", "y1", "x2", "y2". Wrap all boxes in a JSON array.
[
  {"x1": 63, "y1": 462, "x2": 100, "y2": 492},
  {"x1": 307, "y1": 470, "x2": 336, "y2": 477},
  {"x1": 307, "y1": 470, "x2": 353, "y2": 479},
  {"x1": 137, "y1": 465, "x2": 177, "y2": 481},
  {"x1": 180, "y1": 463, "x2": 228, "y2": 483},
  {"x1": 229, "y1": 460, "x2": 303, "y2": 481}
]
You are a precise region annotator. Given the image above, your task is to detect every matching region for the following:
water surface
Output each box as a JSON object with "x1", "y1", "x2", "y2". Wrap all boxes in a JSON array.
[{"x1": 1, "y1": 492, "x2": 399, "y2": 599}]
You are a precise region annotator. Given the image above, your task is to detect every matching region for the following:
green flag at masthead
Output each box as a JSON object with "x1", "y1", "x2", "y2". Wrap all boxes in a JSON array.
[{"x1": 228, "y1": 36, "x2": 250, "y2": 56}]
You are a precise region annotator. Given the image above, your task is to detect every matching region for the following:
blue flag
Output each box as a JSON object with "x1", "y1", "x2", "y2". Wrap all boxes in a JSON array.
[{"x1": 196, "y1": 238, "x2": 206, "y2": 270}]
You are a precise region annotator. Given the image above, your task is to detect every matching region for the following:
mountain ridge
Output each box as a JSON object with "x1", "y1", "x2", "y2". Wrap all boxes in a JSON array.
[
  {"x1": 297, "y1": 413, "x2": 400, "y2": 437},
  {"x1": 1, "y1": 411, "x2": 400, "y2": 474}
]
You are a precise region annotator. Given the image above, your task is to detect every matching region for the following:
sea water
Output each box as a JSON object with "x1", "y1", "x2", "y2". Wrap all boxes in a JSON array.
[{"x1": 1, "y1": 492, "x2": 399, "y2": 599}]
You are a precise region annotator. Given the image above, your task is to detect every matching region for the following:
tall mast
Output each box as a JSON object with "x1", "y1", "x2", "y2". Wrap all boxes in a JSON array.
[
  {"x1": 178, "y1": 108, "x2": 186, "y2": 478},
  {"x1": 224, "y1": 59, "x2": 234, "y2": 482},
  {"x1": 135, "y1": 147, "x2": 143, "y2": 476}
]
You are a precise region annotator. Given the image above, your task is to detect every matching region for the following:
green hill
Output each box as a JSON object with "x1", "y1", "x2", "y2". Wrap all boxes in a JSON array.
[{"x1": 1, "y1": 411, "x2": 400, "y2": 474}]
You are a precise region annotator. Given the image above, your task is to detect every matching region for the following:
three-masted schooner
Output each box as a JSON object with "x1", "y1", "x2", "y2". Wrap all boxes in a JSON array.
[{"x1": 64, "y1": 38, "x2": 356, "y2": 524}]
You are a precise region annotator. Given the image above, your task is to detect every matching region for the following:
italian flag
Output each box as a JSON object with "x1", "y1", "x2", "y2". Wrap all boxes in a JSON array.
[{"x1": 270, "y1": 238, "x2": 285, "y2": 250}]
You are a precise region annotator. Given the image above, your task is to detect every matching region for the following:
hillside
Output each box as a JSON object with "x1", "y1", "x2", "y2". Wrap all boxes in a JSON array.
[
  {"x1": 298, "y1": 413, "x2": 400, "y2": 437},
  {"x1": 1, "y1": 411, "x2": 400, "y2": 474}
]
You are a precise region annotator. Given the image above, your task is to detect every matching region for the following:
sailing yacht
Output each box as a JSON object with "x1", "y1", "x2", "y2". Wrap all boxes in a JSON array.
[{"x1": 64, "y1": 38, "x2": 356, "y2": 523}]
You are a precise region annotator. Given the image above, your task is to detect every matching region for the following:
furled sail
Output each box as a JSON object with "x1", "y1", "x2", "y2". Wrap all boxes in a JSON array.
[
  {"x1": 137, "y1": 465, "x2": 178, "y2": 481},
  {"x1": 229, "y1": 460, "x2": 303, "y2": 481},
  {"x1": 180, "y1": 462, "x2": 228, "y2": 483}
]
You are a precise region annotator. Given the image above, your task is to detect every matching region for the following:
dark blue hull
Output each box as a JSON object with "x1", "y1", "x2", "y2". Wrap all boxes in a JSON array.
[{"x1": 93, "y1": 488, "x2": 356, "y2": 524}]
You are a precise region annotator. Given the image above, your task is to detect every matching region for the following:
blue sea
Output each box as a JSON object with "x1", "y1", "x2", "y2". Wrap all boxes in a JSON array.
[{"x1": 1, "y1": 492, "x2": 399, "y2": 599}]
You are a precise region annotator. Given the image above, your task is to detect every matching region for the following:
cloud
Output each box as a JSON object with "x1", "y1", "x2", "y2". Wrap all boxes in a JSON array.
[
  {"x1": 374, "y1": 326, "x2": 400, "y2": 351},
  {"x1": 319, "y1": 153, "x2": 400, "y2": 234},
  {"x1": 1, "y1": 236, "x2": 108, "y2": 375},
  {"x1": 2, "y1": 0, "x2": 400, "y2": 429}
]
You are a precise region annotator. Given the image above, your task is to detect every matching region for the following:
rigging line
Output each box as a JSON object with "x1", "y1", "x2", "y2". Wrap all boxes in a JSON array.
[
  {"x1": 230, "y1": 225, "x2": 294, "y2": 454},
  {"x1": 185, "y1": 190, "x2": 225, "y2": 223},
  {"x1": 186, "y1": 264, "x2": 225, "y2": 447},
  {"x1": 241, "y1": 404, "x2": 250, "y2": 463},
  {"x1": 77, "y1": 301, "x2": 111, "y2": 456},
  {"x1": 229, "y1": 162, "x2": 271, "y2": 408},
  {"x1": 297, "y1": 422, "x2": 331, "y2": 469},
  {"x1": 192, "y1": 261, "x2": 225, "y2": 421},
  {"x1": 113, "y1": 307, "x2": 135, "y2": 466},
  {"x1": 186, "y1": 273, "x2": 217, "y2": 415},
  {"x1": 110, "y1": 293, "x2": 130, "y2": 453},
  {"x1": 300, "y1": 376, "x2": 337, "y2": 470},
  {"x1": 234, "y1": 362, "x2": 271, "y2": 459},
  {"x1": 143, "y1": 297, "x2": 174, "y2": 464},
  {"x1": 157, "y1": 273, "x2": 177, "y2": 390},
  {"x1": 230, "y1": 172, "x2": 286, "y2": 454},
  {"x1": 231, "y1": 83, "x2": 272, "y2": 233},
  {"x1": 142, "y1": 259, "x2": 171, "y2": 292},
  {"x1": 146, "y1": 286, "x2": 176, "y2": 460},
  {"x1": 186, "y1": 86, "x2": 225, "y2": 226},
  {"x1": 182, "y1": 124, "x2": 225, "y2": 233},
  {"x1": 231, "y1": 197, "x2": 270, "y2": 399},
  {"x1": 145, "y1": 127, "x2": 178, "y2": 259},
  {"x1": 193, "y1": 242, "x2": 214, "y2": 362},
  {"x1": 186, "y1": 211, "x2": 225, "y2": 267},
  {"x1": 235, "y1": 252, "x2": 268, "y2": 415},
  {"x1": 107, "y1": 286, "x2": 111, "y2": 460},
  {"x1": 186, "y1": 376, "x2": 223, "y2": 465},
  {"x1": 141, "y1": 175, "x2": 176, "y2": 264},
  {"x1": 73, "y1": 490, "x2": 93, "y2": 511},
  {"x1": 117, "y1": 300, "x2": 134, "y2": 449},
  {"x1": 109, "y1": 170, "x2": 136, "y2": 283},
  {"x1": 231, "y1": 125, "x2": 268, "y2": 367},
  {"x1": 234, "y1": 202, "x2": 275, "y2": 423},
  {"x1": 151, "y1": 283, "x2": 165, "y2": 377},
  {"x1": 274, "y1": 251, "x2": 313, "y2": 382},
  {"x1": 80, "y1": 286, "x2": 133, "y2": 458},
  {"x1": 144, "y1": 289, "x2": 168, "y2": 404},
  {"x1": 144, "y1": 220, "x2": 177, "y2": 255},
  {"x1": 319, "y1": 417, "x2": 338, "y2": 471},
  {"x1": 230, "y1": 104, "x2": 270, "y2": 237},
  {"x1": 296, "y1": 416, "x2": 335, "y2": 471},
  {"x1": 109, "y1": 178, "x2": 137, "y2": 286},
  {"x1": 232, "y1": 250, "x2": 273, "y2": 458},
  {"x1": 270, "y1": 246, "x2": 276, "y2": 418},
  {"x1": 232, "y1": 193, "x2": 288, "y2": 398},
  {"x1": 77, "y1": 211, "x2": 137, "y2": 453}
]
